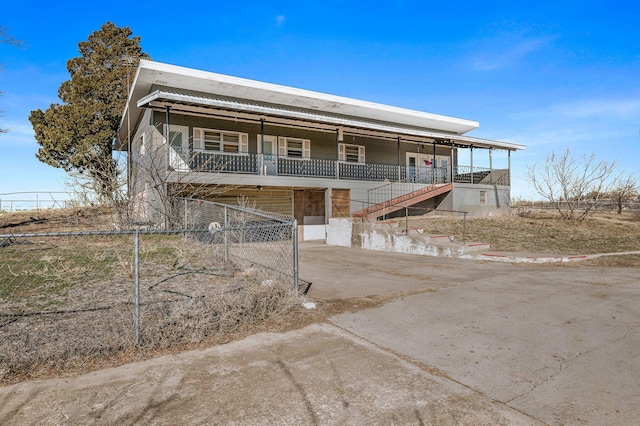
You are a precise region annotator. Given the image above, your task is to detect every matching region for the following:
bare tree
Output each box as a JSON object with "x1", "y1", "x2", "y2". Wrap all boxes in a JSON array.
[
  {"x1": 525, "y1": 149, "x2": 616, "y2": 221},
  {"x1": 126, "y1": 124, "x2": 237, "y2": 229},
  {"x1": 609, "y1": 172, "x2": 639, "y2": 214}
]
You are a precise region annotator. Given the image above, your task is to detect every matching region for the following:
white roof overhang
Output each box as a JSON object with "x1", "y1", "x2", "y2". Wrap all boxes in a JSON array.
[{"x1": 118, "y1": 60, "x2": 524, "y2": 152}]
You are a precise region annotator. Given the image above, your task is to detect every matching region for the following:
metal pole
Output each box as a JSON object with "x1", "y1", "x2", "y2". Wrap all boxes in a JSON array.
[
  {"x1": 336, "y1": 129, "x2": 340, "y2": 179},
  {"x1": 463, "y1": 212, "x2": 467, "y2": 245},
  {"x1": 223, "y1": 206, "x2": 228, "y2": 263},
  {"x1": 470, "y1": 146, "x2": 474, "y2": 184},
  {"x1": 183, "y1": 198, "x2": 188, "y2": 229},
  {"x1": 260, "y1": 118, "x2": 265, "y2": 175},
  {"x1": 164, "y1": 106, "x2": 171, "y2": 229},
  {"x1": 489, "y1": 148, "x2": 493, "y2": 184},
  {"x1": 134, "y1": 229, "x2": 140, "y2": 346},
  {"x1": 449, "y1": 140, "x2": 454, "y2": 183},
  {"x1": 397, "y1": 137, "x2": 401, "y2": 181},
  {"x1": 508, "y1": 150, "x2": 512, "y2": 186},
  {"x1": 405, "y1": 207, "x2": 408, "y2": 233},
  {"x1": 293, "y1": 219, "x2": 299, "y2": 293},
  {"x1": 432, "y1": 141, "x2": 436, "y2": 183}
]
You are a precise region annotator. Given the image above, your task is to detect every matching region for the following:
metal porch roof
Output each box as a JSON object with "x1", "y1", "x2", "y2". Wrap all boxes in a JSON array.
[{"x1": 134, "y1": 90, "x2": 525, "y2": 151}]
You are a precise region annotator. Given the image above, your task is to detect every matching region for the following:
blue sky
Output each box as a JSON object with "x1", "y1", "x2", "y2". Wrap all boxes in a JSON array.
[{"x1": 1, "y1": 0, "x2": 639, "y2": 201}]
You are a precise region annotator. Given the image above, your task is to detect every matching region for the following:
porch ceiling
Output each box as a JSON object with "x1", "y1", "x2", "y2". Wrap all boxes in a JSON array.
[{"x1": 133, "y1": 90, "x2": 525, "y2": 152}]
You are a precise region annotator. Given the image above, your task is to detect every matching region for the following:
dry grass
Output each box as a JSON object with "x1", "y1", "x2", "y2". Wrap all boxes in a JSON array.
[
  {"x1": 0, "y1": 278, "x2": 302, "y2": 385},
  {"x1": 0, "y1": 209, "x2": 304, "y2": 385},
  {"x1": 1, "y1": 207, "x2": 639, "y2": 384},
  {"x1": 403, "y1": 209, "x2": 640, "y2": 266}
]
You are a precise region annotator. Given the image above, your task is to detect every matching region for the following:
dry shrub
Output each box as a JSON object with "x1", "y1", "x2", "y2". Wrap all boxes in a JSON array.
[
  {"x1": 141, "y1": 279, "x2": 302, "y2": 349},
  {"x1": 0, "y1": 305, "x2": 134, "y2": 383},
  {"x1": 0, "y1": 278, "x2": 302, "y2": 385}
]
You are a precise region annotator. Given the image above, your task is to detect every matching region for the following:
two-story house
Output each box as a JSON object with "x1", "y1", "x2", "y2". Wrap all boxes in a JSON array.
[{"x1": 116, "y1": 60, "x2": 524, "y2": 234}]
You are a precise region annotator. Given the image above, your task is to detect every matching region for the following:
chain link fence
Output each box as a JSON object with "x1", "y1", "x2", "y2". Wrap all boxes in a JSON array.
[{"x1": 0, "y1": 199, "x2": 299, "y2": 382}]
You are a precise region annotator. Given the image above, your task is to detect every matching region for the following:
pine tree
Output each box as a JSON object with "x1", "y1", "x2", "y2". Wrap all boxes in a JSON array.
[{"x1": 29, "y1": 22, "x2": 150, "y2": 202}]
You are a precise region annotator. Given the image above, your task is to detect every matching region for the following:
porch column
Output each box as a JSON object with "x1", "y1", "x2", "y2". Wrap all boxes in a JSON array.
[
  {"x1": 470, "y1": 145, "x2": 474, "y2": 184},
  {"x1": 165, "y1": 105, "x2": 171, "y2": 166},
  {"x1": 432, "y1": 141, "x2": 436, "y2": 183},
  {"x1": 489, "y1": 148, "x2": 493, "y2": 184},
  {"x1": 508, "y1": 150, "x2": 512, "y2": 186},
  {"x1": 260, "y1": 118, "x2": 265, "y2": 175},
  {"x1": 164, "y1": 105, "x2": 171, "y2": 229},
  {"x1": 449, "y1": 140, "x2": 454, "y2": 183},
  {"x1": 397, "y1": 137, "x2": 401, "y2": 181},
  {"x1": 336, "y1": 129, "x2": 341, "y2": 179}
]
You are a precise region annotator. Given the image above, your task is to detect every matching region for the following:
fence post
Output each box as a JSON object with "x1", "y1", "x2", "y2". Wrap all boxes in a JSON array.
[
  {"x1": 134, "y1": 229, "x2": 140, "y2": 346},
  {"x1": 223, "y1": 206, "x2": 228, "y2": 263},
  {"x1": 183, "y1": 198, "x2": 188, "y2": 229},
  {"x1": 405, "y1": 207, "x2": 409, "y2": 233},
  {"x1": 463, "y1": 212, "x2": 467, "y2": 245},
  {"x1": 293, "y1": 219, "x2": 299, "y2": 293}
]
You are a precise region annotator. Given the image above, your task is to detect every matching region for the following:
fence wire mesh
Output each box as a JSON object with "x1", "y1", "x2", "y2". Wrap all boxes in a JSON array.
[{"x1": 0, "y1": 199, "x2": 298, "y2": 382}]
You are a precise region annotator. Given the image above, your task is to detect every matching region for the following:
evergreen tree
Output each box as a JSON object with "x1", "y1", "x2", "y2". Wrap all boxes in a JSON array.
[{"x1": 29, "y1": 22, "x2": 150, "y2": 202}]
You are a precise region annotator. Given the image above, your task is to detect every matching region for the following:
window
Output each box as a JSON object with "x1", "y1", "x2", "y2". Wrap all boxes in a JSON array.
[
  {"x1": 278, "y1": 137, "x2": 310, "y2": 158},
  {"x1": 339, "y1": 143, "x2": 365, "y2": 163},
  {"x1": 480, "y1": 190, "x2": 488, "y2": 205},
  {"x1": 193, "y1": 128, "x2": 249, "y2": 153}
]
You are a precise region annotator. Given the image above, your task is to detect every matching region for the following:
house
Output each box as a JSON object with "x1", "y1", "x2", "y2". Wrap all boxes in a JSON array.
[{"x1": 116, "y1": 60, "x2": 524, "y2": 236}]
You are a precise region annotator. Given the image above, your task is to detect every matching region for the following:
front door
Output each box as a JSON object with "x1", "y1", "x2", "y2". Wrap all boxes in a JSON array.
[
  {"x1": 259, "y1": 135, "x2": 277, "y2": 175},
  {"x1": 406, "y1": 153, "x2": 433, "y2": 183},
  {"x1": 406, "y1": 153, "x2": 449, "y2": 183},
  {"x1": 165, "y1": 125, "x2": 189, "y2": 171}
]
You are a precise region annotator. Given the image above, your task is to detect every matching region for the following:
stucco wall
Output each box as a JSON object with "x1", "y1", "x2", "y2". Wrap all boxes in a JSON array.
[{"x1": 450, "y1": 183, "x2": 512, "y2": 217}]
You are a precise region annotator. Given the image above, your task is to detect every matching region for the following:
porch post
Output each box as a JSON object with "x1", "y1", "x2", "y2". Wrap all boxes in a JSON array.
[
  {"x1": 397, "y1": 137, "x2": 401, "y2": 181},
  {"x1": 432, "y1": 141, "x2": 436, "y2": 183},
  {"x1": 336, "y1": 129, "x2": 340, "y2": 179},
  {"x1": 164, "y1": 105, "x2": 171, "y2": 229},
  {"x1": 508, "y1": 150, "x2": 512, "y2": 186},
  {"x1": 449, "y1": 140, "x2": 453, "y2": 183},
  {"x1": 260, "y1": 118, "x2": 265, "y2": 175},
  {"x1": 470, "y1": 145, "x2": 474, "y2": 184},
  {"x1": 489, "y1": 148, "x2": 493, "y2": 184}
]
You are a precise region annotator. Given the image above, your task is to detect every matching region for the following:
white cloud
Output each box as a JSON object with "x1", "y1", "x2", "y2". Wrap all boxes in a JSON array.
[
  {"x1": 549, "y1": 99, "x2": 640, "y2": 120},
  {"x1": 469, "y1": 35, "x2": 556, "y2": 71},
  {"x1": 275, "y1": 15, "x2": 286, "y2": 26}
]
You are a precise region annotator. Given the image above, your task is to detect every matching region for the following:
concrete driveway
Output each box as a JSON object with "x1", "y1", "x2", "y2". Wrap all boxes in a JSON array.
[
  {"x1": 302, "y1": 243, "x2": 640, "y2": 425},
  {"x1": 0, "y1": 243, "x2": 637, "y2": 425}
]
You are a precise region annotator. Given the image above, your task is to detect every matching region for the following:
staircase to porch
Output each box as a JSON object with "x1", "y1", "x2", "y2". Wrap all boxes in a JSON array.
[{"x1": 352, "y1": 182, "x2": 453, "y2": 221}]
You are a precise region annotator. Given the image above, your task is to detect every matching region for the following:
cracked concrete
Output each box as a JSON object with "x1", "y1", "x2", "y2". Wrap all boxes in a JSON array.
[
  {"x1": 0, "y1": 243, "x2": 637, "y2": 425},
  {"x1": 312, "y1": 244, "x2": 640, "y2": 425}
]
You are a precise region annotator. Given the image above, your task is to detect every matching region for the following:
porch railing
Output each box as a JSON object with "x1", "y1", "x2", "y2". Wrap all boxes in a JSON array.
[
  {"x1": 367, "y1": 168, "x2": 449, "y2": 207},
  {"x1": 183, "y1": 151, "x2": 510, "y2": 186}
]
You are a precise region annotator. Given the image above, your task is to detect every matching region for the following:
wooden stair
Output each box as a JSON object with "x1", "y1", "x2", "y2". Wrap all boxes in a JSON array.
[{"x1": 353, "y1": 183, "x2": 453, "y2": 220}]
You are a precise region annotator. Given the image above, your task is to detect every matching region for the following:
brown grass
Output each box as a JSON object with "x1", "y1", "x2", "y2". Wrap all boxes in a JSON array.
[
  {"x1": 1, "y1": 207, "x2": 639, "y2": 384},
  {"x1": 404, "y1": 209, "x2": 640, "y2": 266}
]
